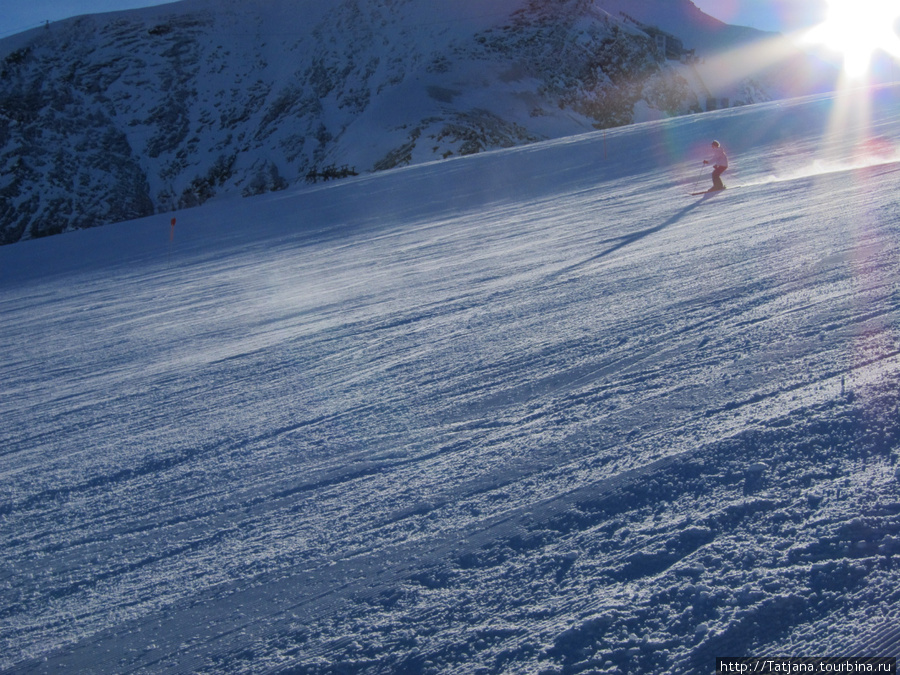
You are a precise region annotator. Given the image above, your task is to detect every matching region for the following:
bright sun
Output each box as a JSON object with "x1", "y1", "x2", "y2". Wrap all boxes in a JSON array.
[{"x1": 804, "y1": 0, "x2": 900, "y2": 77}]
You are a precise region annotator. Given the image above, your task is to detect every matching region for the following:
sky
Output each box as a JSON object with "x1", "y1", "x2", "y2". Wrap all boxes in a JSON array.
[
  {"x1": 691, "y1": 0, "x2": 827, "y2": 34},
  {"x1": 1, "y1": 0, "x2": 829, "y2": 40}
]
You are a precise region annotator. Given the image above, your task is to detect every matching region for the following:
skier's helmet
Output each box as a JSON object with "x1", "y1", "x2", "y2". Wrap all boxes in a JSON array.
[{"x1": 711, "y1": 140, "x2": 720, "y2": 147}]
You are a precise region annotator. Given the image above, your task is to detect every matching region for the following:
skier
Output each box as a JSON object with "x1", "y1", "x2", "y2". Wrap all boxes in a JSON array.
[{"x1": 703, "y1": 140, "x2": 728, "y2": 191}]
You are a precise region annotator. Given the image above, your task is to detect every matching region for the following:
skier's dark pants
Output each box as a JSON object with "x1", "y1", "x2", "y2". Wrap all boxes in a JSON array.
[{"x1": 712, "y1": 165, "x2": 727, "y2": 190}]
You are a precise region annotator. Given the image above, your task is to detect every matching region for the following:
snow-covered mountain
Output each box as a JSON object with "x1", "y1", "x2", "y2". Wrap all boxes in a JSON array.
[
  {"x1": 2, "y1": 81, "x2": 899, "y2": 671},
  {"x1": 0, "y1": 0, "x2": 834, "y2": 245}
]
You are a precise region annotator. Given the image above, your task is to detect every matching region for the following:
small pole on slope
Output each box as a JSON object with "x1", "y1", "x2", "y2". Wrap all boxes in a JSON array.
[{"x1": 167, "y1": 217, "x2": 176, "y2": 267}]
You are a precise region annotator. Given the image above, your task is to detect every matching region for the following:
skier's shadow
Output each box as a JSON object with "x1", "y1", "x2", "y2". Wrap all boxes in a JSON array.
[{"x1": 546, "y1": 193, "x2": 715, "y2": 282}]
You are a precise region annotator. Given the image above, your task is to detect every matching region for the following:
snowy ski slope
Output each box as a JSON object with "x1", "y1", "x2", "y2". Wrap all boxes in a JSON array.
[{"x1": 2, "y1": 86, "x2": 900, "y2": 673}]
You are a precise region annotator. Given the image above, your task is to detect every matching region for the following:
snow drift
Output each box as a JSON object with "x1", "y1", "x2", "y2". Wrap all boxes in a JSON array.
[{"x1": 1, "y1": 84, "x2": 900, "y2": 673}]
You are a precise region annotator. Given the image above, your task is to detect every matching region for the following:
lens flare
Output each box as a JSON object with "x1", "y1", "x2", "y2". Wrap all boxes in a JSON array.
[{"x1": 803, "y1": 0, "x2": 900, "y2": 78}]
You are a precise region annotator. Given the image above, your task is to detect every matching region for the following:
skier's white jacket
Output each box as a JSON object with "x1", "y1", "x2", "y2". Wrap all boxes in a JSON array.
[{"x1": 709, "y1": 146, "x2": 728, "y2": 169}]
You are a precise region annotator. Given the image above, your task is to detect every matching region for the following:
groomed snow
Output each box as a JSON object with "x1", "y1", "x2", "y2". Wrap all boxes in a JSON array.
[{"x1": 2, "y1": 86, "x2": 900, "y2": 674}]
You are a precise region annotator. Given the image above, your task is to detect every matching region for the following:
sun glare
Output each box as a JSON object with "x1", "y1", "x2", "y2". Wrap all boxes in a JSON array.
[{"x1": 804, "y1": 0, "x2": 900, "y2": 78}]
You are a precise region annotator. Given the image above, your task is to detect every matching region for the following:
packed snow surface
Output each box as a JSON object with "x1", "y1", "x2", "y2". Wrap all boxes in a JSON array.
[{"x1": 2, "y1": 87, "x2": 900, "y2": 673}]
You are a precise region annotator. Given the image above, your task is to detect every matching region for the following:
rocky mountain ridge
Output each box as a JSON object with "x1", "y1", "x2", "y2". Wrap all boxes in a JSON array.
[{"x1": 0, "y1": 0, "x2": 833, "y2": 244}]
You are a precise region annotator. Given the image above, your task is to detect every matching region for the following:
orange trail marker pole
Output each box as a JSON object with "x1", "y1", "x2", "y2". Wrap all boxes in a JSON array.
[{"x1": 167, "y1": 217, "x2": 176, "y2": 268}]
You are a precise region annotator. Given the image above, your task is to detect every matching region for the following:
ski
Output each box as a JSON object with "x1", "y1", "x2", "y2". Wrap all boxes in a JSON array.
[{"x1": 690, "y1": 187, "x2": 732, "y2": 196}]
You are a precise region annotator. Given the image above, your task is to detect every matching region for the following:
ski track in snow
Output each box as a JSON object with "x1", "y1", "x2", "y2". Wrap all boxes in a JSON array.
[{"x1": 2, "y1": 89, "x2": 900, "y2": 673}]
